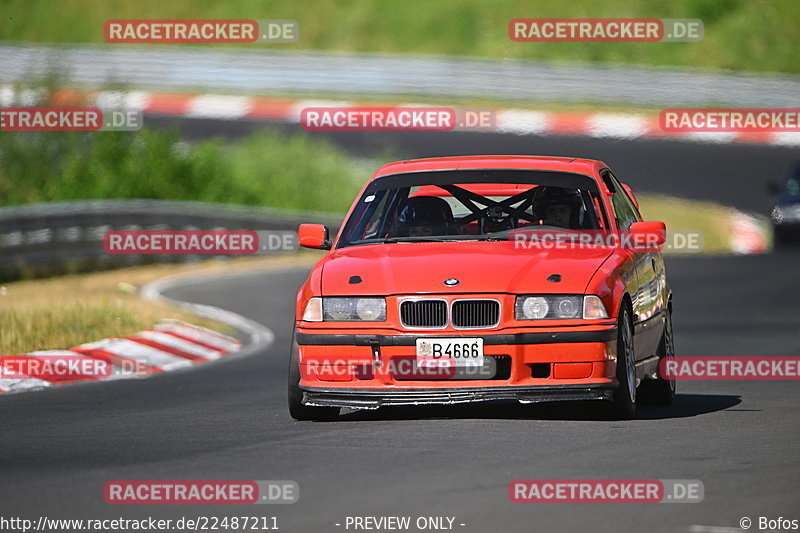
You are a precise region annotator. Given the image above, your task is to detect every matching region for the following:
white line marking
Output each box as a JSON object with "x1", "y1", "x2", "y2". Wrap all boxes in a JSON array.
[
  {"x1": 771, "y1": 131, "x2": 800, "y2": 146},
  {"x1": 140, "y1": 270, "x2": 276, "y2": 349},
  {"x1": 0, "y1": 85, "x2": 15, "y2": 106},
  {"x1": 496, "y1": 110, "x2": 551, "y2": 135},
  {"x1": 93, "y1": 90, "x2": 151, "y2": 111},
  {"x1": 0, "y1": 376, "x2": 53, "y2": 392},
  {"x1": 187, "y1": 94, "x2": 252, "y2": 119},
  {"x1": 684, "y1": 131, "x2": 738, "y2": 143},
  {"x1": 688, "y1": 526, "x2": 746, "y2": 532},
  {"x1": 587, "y1": 113, "x2": 650, "y2": 139}
]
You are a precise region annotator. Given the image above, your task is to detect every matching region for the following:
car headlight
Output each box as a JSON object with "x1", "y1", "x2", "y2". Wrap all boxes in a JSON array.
[
  {"x1": 317, "y1": 297, "x2": 386, "y2": 321},
  {"x1": 515, "y1": 295, "x2": 608, "y2": 320}
]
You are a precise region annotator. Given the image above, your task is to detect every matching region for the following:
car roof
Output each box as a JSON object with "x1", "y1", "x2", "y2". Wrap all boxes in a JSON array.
[{"x1": 372, "y1": 155, "x2": 607, "y2": 180}]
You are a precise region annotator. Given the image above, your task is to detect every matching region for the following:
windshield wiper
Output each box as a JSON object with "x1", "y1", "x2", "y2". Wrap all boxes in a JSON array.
[{"x1": 381, "y1": 236, "x2": 453, "y2": 243}]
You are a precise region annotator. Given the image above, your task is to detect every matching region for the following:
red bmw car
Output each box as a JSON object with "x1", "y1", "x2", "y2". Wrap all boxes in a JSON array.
[{"x1": 288, "y1": 155, "x2": 675, "y2": 420}]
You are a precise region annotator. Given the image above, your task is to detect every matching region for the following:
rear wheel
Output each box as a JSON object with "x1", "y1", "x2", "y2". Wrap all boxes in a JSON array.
[
  {"x1": 609, "y1": 306, "x2": 637, "y2": 419},
  {"x1": 288, "y1": 332, "x2": 340, "y2": 421},
  {"x1": 640, "y1": 311, "x2": 676, "y2": 405}
]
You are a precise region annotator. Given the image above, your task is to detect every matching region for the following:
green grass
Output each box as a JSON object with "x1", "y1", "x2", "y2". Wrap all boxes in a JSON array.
[
  {"x1": 0, "y1": 254, "x2": 318, "y2": 354},
  {"x1": 637, "y1": 193, "x2": 733, "y2": 253},
  {"x1": 0, "y1": 84, "x2": 371, "y2": 211},
  {"x1": 1, "y1": 0, "x2": 798, "y2": 73},
  {"x1": 0, "y1": 264, "x2": 230, "y2": 354},
  {"x1": 0, "y1": 126, "x2": 366, "y2": 212}
]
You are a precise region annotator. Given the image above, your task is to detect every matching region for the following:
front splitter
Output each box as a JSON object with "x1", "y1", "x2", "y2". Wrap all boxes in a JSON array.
[{"x1": 302, "y1": 383, "x2": 616, "y2": 410}]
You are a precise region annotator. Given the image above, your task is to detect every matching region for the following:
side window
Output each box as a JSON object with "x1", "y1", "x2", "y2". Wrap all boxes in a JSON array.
[
  {"x1": 603, "y1": 171, "x2": 638, "y2": 230},
  {"x1": 362, "y1": 190, "x2": 391, "y2": 239},
  {"x1": 613, "y1": 177, "x2": 643, "y2": 221},
  {"x1": 612, "y1": 195, "x2": 636, "y2": 230},
  {"x1": 340, "y1": 188, "x2": 391, "y2": 243}
]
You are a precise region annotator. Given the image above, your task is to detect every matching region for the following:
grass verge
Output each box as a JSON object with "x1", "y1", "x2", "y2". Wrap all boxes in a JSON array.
[
  {"x1": 0, "y1": 126, "x2": 366, "y2": 212},
  {"x1": 0, "y1": 253, "x2": 321, "y2": 354},
  {"x1": 637, "y1": 193, "x2": 733, "y2": 253}
]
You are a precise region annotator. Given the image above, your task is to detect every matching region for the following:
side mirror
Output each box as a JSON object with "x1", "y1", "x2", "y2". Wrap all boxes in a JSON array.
[
  {"x1": 628, "y1": 221, "x2": 666, "y2": 251},
  {"x1": 298, "y1": 224, "x2": 332, "y2": 250},
  {"x1": 621, "y1": 183, "x2": 640, "y2": 209},
  {"x1": 767, "y1": 181, "x2": 782, "y2": 195}
]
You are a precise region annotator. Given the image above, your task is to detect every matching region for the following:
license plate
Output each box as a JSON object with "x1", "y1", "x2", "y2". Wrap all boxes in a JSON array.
[{"x1": 416, "y1": 338, "x2": 484, "y2": 367}]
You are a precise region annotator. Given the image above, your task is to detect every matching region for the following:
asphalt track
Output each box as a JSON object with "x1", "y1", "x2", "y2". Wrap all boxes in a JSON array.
[
  {"x1": 1, "y1": 129, "x2": 799, "y2": 533},
  {"x1": 151, "y1": 115, "x2": 800, "y2": 213}
]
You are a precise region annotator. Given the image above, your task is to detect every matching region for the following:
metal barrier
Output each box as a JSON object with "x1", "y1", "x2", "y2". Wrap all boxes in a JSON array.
[
  {"x1": 1, "y1": 43, "x2": 799, "y2": 107},
  {"x1": 0, "y1": 200, "x2": 342, "y2": 280}
]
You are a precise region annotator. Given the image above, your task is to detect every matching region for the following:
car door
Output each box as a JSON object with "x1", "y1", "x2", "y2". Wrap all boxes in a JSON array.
[
  {"x1": 602, "y1": 171, "x2": 653, "y2": 360},
  {"x1": 607, "y1": 172, "x2": 665, "y2": 359}
]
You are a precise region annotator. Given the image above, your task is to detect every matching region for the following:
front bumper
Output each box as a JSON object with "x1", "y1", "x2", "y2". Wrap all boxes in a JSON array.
[
  {"x1": 296, "y1": 326, "x2": 619, "y2": 409},
  {"x1": 302, "y1": 383, "x2": 616, "y2": 409}
]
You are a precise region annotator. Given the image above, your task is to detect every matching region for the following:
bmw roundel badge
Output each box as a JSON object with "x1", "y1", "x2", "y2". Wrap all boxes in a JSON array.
[{"x1": 444, "y1": 278, "x2": 460, "y2": 286}]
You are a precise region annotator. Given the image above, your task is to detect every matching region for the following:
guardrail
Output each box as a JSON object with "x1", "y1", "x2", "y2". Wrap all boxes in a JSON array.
[
  {"x1": 0, "y1": 200, "x2": 342, "y2": 281},
  {"x1": 2, "y1": 43, "x2": 799, "y2": 107}
]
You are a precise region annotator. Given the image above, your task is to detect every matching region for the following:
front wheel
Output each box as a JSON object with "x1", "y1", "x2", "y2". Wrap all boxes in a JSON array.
[
  {"x1": 609, "y1": 306, "x2": 637, "y2": 419},
  {"x1": 288, "y1": 332, "x2": 340, "y2": 421}
]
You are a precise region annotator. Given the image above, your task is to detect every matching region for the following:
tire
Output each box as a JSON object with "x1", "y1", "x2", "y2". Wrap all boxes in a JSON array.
[
  {"x1": 609, "y1": 306, "x2": 637, "y2": 419},
  {"x1": 287, "y1": 331, "x2": 340, "y2": 421},
  {"x1": 640, "y1": 310, "x2": 676, "y2": 405}
]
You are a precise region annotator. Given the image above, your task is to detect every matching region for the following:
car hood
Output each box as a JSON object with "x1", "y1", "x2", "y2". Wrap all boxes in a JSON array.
[{"x1": 319, "y1": 241, "x2": 613, "y2": 295}]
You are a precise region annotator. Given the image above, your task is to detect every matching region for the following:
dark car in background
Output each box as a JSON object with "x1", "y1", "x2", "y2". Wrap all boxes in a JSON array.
[{"x1": 769, "y1": 161, "x2": 800, "y2": 247}]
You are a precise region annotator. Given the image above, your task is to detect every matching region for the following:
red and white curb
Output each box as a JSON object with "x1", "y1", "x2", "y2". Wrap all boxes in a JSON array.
[
  {"x1": 0, "y1": 320, "x2": 241, "y2": 394},
  {"x1": 729, "y1": 209, "x2": 770, "y2": 255},
  {"x1": 0, "y1": 269, "x2": 277, "y2": 396},
  {"x1": 3, "y1": 86, "x2": 800, "y2": 146}
]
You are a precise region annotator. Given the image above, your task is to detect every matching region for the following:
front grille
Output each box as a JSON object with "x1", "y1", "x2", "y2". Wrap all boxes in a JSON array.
[
  {"x1": 400, "y1": 300, "x2": 447, "y2": 328},
  {"x1": 452, "y1": 300, "x2": 500, "y2": 328}
]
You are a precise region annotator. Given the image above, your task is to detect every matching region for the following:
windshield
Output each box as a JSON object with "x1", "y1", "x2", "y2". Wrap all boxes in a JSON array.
[{"x1": 337, "y1": 169, "x2": 608, "y2": 248}]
